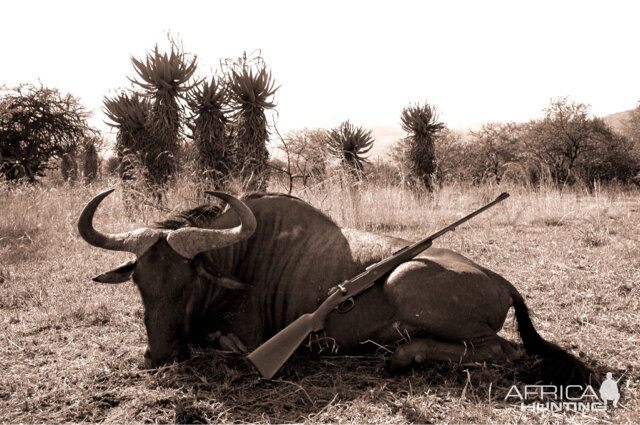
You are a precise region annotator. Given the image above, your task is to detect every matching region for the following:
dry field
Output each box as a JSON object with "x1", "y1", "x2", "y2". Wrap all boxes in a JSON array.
[{"x1": 1, "y1": 178, "x2": 639, "y2": 423}]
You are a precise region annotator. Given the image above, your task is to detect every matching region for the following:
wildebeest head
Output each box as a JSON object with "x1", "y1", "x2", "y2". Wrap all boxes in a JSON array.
[{"x1": 77, "y1": 189, "x2": 256, "y2": 367}]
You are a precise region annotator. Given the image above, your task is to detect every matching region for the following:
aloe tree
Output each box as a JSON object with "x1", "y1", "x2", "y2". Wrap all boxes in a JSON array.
[
  {"x1": 328, "y1": 120, "x2": 374, "y2": 177},
  {"x1": 60, "y1": 151, "x2": 78, "y2": 182},
  {"x1": 130, "y1": 45, "x2": 197, "y2": 185},
  {"x1": 103, "y1": 92, "x2": 152, "y2": 180},
  {"x1": 81, "y1": 137, "x2": 99, "y2": 183},
  {"x1": 227, "y1": 54, "x2": 278, "y2": 190},
  {"x1": 400, "y1": 102, "x2": 445, "y2": 191},
  {"x1": 187, "y1": 76, "x2": 229, "y2": 187}
]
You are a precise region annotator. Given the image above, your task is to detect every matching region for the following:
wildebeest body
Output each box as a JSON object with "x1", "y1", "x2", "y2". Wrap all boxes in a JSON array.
[
  {"x1": 79, "y1": 191, "x2": 594, "y2": 384},
  {"x1": 171, "y1": 195, "x2": 510, "y2": 351}
]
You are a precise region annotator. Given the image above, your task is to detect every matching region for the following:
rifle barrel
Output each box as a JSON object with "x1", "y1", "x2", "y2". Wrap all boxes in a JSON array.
[
  {"x1": 355, "y1": 192, "x2": 510, "y2": 285},
  {"x1": 430, "y1": 192, "x2": 510, "y2": 239}
]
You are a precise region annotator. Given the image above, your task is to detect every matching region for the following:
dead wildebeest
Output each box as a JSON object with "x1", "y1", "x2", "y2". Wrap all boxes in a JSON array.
[{"x1": 78, "y1": 190, "x2": 594, "y2": 384}]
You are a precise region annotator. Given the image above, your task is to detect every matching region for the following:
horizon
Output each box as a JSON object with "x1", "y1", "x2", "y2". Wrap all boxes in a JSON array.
[{"x1": 2, "y1": 0, "x2": 639, "y2": 141}]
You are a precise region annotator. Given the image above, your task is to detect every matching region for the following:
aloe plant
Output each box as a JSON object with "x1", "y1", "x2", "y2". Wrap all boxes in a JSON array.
[
  {"x1": 103, "y1": 92, "x2": 152, "y2": 180},
  {"x1": 130, "y1": 45, "x2": 198, "y2": 185},
  {"x1": 226, "y1": 53, "x2": 278, "y2": 190},
  {"x1": 328, "y1": 120, "x2": 374, "y2": 177},
  {"x1": 187, "y1": 76, "x2": 229, "y2": 187},
  {"x1": 81, "y1": 137, "x2": 99, "y2": 183},
  {"x1": 400, "y1": 102, "x2": 445, "y2": 191}
]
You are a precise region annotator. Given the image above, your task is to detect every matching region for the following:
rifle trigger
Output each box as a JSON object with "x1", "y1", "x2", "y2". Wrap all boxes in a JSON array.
[{"x1": 336, "y1": 297, "x2": 355, "y2": 314}]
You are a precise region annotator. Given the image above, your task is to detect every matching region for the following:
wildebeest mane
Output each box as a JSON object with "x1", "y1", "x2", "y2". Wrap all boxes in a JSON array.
[{"x1": 154, "y1": 193, "x2": 308, "y2": 230}]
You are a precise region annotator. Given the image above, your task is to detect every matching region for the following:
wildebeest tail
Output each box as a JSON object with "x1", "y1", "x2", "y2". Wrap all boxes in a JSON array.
[{"x1": 512, "y1": 295, "x2": 596, "y2": 385}]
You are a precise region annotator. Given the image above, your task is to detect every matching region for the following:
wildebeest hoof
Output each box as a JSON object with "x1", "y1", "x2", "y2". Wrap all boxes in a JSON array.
[{"x1": 385, "y1": 357, "x2": 411, "y2": 376}]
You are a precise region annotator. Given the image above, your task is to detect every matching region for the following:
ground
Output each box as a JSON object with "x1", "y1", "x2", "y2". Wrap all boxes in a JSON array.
[{"x1": 1, "y1": 180, "x2": 638, "y2": 423}]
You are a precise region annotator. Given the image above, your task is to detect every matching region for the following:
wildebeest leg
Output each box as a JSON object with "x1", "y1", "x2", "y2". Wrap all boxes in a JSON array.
[
  {"x1": 383, "y1": 255, "x2": 514, "y2": 342},
  {"x1": 388, "y1": 335, "x2": 521, "y2": 373},
  {"x1": 381, "y1": 254, "x2": 521, "y2": 373}
]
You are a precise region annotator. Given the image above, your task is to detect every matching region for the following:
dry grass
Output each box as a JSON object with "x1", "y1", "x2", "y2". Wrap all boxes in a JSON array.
[{"x1": 1, "y1": 176, "x2": 639, "y2": 423}]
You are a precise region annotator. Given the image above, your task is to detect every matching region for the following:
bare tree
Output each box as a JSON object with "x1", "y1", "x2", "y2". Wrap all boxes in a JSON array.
[
  {"x1": 433, "y1": 128, "x2": 466, "y2": 183},
  {"x1": 467, "y1": 122, "x2": 523, "y2": 183},
  {"x1": 523, "y1": 97, "x2": 636, "y2": 185},
  {"x1": 272, "y1": 127, "x2": 330, "y2": 193}
]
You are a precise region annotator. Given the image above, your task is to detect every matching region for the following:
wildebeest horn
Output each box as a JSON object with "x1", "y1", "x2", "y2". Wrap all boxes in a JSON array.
[
  {"x1": 77, "y1": 189, "x2": 161, "y2": 256},
  {"x1": 165, "y1": 192, "x2": 256, "y2": 259}
]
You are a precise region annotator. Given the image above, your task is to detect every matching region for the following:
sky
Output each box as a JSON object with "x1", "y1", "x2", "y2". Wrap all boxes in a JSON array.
[{"x1": 2, "y1": 0, "x2": 639, "y2": 139}]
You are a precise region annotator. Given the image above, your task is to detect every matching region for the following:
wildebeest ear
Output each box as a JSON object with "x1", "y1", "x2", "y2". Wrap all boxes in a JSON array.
[
  {"x1": 215, "y1": 276, "x2": 249, "y2": 290},
  {"x1": 92, "y1": 260, "x2": 136, "y2": 284}
]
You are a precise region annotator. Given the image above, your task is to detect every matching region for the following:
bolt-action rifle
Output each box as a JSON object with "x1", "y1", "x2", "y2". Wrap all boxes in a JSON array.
[{"x1": 247, "y1": 192, "x2": 510, "y2": 379}]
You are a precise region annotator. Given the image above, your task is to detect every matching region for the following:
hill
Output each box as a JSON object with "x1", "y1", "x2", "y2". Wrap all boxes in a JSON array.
[
  {"x1": 367, "y1": 125, "x2": 405, "y2": 161},
  {"x1": 603, "y1": 109, "x2": 633, "y2": 134}
]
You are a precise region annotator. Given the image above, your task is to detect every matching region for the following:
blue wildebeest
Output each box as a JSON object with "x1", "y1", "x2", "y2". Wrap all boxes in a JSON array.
[{"x1": 78, "y1": 190, "x2": 593, "y2": 384}]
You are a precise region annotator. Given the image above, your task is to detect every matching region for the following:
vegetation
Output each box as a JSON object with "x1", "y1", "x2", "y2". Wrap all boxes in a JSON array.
[
  {"x1": 81, "y1": 136, "x2": 100, "y2": 183},
  {"x1": 187, "y1": 76, "x2": 229, "y2": 187},
  {"x1": 400, "y1": 101, "x2": 445, "y2": 191},
  {"x1": 525, "y1": 97, "x2": 636, "y2": 185},
  {"x1": 623, "y1": 101, "x2": 640, "y2": 145},
  {"x1": 622, "y1": 101, "x2": 640, "y2": 183},
  {"x1": 0, "y1": 84, "x2": 96, "y2": 182},
  {"x1": 103, "y1": 91, "x2": 153, "y2": 181},
  {"x1": 392, "y1": 127, "x2": 466, "y2": 187},
  {"x1": 129, "y1": 44, "x2": 197, "y2": 187},
  {"x1": 271, "y1": 127, "x2": 330, "y2": 193},
  {"x1": 3, "y1": 45, "x2": 637, "y2": 193},
  {"x1": 226, "y1": 53, "x2": 278, "y2": 191},
  {"x1": 391, "y1": 97, "x2": 640, "y2": 189},
  {"x1": 103, "y1": 47, "x2": 279, "y2": 193},
  {"x1": 328, "y1": 120, "x2": 374, "y2": 178}
]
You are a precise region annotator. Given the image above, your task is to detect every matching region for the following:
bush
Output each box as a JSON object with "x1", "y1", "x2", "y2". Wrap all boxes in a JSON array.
[{"x1": 0, "y1": 84, "x2": 96, "y2": 182}]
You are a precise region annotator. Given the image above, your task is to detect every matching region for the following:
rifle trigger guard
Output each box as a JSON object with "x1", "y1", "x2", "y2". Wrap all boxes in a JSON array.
[{"x1": 336, "y1": 297, "x2": 355, "y2": 314}]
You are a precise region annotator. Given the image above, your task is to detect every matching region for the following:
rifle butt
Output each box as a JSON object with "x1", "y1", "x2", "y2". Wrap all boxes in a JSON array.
[{"x1": 247, "y1": 313, "x2": 318, "y2": 379}]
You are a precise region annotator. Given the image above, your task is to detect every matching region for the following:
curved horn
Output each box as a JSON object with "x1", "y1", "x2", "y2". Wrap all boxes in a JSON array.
[
  {"x1": 78, "y1": 189, "x2": 160, "y2": 256},
  {"x1": 166, "y1": 192, "x2": 257, "y2": 259}
]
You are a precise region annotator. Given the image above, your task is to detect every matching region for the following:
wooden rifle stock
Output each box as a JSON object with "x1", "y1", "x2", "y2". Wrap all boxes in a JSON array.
[{"x1": 247, "y1": 192, "x2": 510, "y2": 378}]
